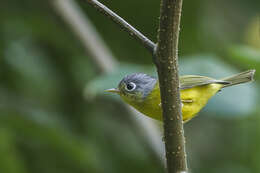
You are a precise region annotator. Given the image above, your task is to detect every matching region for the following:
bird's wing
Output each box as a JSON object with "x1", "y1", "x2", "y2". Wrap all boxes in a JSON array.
[{"x1": 180, "y1": 75, "x2": 230, "y2": 90}]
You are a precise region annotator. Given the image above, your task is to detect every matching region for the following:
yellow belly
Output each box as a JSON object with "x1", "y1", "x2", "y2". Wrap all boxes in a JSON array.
[
  {"x1": 180, "y1": 83, "x2": 222, "y2": 122},
  {"x1": 123, "y1": 83, "x2": 223, "y2": 122}
]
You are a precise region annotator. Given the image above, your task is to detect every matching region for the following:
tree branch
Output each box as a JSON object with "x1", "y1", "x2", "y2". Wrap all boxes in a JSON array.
[
  {"x1": 84, "y1": 0, "x2": 156, "y2": 54},
  {"x1": 154, "y1": 0, "x2": 187, "y2": 172},
  {"x1": 75, "y1": 0, "x2": 187, "y2": 172}
]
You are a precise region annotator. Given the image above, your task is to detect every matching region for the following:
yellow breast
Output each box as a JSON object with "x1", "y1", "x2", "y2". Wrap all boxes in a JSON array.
[{"x1": 121, "y1": 83, "x2": 223, "y2": 122}]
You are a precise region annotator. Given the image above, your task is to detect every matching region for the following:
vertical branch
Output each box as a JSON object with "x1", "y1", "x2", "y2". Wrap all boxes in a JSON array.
[
  {"x1": 60, "y1": 0, "x2": 188, "y2": 171},
  {"x1": 154, "y1": 0, "x2": 187, "y2": 172}
]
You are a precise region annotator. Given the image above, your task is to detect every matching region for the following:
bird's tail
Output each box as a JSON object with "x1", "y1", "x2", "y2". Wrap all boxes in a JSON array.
[{"x1": 221, "y1": 69, "x2": 255, "y2": 88}]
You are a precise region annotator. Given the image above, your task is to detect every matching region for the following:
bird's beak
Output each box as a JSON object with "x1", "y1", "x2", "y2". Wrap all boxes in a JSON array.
[{"x1": 105, "y1": 88, "x2": 120, "y2": 94}]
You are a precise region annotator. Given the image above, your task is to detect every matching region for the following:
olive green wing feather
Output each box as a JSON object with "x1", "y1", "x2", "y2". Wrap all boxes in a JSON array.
[{"x1": 180, "y1": 75, "x2": 230, "y2": 90}]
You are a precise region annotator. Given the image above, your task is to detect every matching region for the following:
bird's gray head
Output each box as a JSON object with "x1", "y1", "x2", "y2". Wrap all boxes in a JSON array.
[
  {"x1": 119, "y1": 73, "x2": 157, "y2": 101},
  {"x1": 108, "y1": 73, "x2": 157, "y2": 102}
]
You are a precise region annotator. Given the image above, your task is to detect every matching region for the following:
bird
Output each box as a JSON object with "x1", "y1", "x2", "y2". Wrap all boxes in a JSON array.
[{"x1": 106, "y1": 70, "x2": 255, "y2": 122}]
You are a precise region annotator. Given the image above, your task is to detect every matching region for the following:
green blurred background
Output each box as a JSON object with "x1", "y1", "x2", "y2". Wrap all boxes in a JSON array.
[{"x1": 0, "y1": 0, "x2": 260, "y2": 173}]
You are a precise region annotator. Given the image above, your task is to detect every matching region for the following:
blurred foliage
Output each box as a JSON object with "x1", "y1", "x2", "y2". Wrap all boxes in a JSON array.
[{"x1": 0, "y1": 0, "x2": 260, "y2": 173}]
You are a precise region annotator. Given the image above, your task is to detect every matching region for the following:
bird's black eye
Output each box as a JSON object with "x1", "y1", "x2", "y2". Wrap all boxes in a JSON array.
[{"x1": 125, "y1": 82, "x2": 136, "y2": 91}]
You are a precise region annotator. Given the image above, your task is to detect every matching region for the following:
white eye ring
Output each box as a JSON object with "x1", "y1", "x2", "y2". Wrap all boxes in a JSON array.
[{"x1": 125, "y1": 82, "x2": 136, "y2": 91}]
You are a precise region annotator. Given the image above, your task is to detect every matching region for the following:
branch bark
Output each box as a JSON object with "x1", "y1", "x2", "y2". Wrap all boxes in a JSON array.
[
  {"x1": 84, "y1": 0, "x2": 156, "y2": 54},
  {"x1": 154, "y1": 0, "x2": 187, "y2": 172},
  {"x1": 79, "y1": 0, "x2": 187, "y2": 172}
]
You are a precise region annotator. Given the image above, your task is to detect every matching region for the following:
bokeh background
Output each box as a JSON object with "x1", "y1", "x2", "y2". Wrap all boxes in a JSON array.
[{"x1": 0, "y1": 0, "x2": 260, "y2": 173}]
